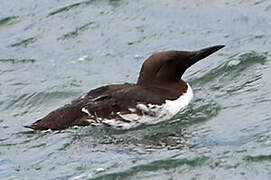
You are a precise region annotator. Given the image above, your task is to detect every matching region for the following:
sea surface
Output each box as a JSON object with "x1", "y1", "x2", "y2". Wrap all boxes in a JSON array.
[{"x1": 1, "y1": 0, "x2": 271, "y2": 179}]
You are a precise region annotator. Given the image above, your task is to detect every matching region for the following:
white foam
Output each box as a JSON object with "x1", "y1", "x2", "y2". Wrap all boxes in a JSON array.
[
  {"x1": 228, "y1": 60, "x2": 240, "y2": 67},
  {"x1": 78, "y1": 55, "x2": 88, "y2": 62}
]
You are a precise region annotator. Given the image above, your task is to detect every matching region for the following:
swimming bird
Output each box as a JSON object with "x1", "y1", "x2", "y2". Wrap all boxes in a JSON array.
[{"x1": 25, "y1": 45, "x2": 224, "y2": 130}]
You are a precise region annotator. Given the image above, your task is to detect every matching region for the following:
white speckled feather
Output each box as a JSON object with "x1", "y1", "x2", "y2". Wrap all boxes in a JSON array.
[{"x1": 100, "y1": 83, "x2": 193, "y2": 129}]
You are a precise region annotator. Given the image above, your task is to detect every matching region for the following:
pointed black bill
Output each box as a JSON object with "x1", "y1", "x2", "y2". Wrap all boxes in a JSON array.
[{"x1": 188, "y1": 45, "x2": 225, "y2": 67}]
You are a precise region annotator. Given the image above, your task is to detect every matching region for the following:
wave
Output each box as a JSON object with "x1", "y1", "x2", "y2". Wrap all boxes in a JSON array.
[
  {"x1": 2, "y1": 90, "x2": 80, "y2": 113},
  {"x1": 190, "y1": 51, "x2": 267, "y2": 87}
]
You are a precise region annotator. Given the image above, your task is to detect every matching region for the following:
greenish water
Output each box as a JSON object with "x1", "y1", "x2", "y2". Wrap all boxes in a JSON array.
[{"x1": 1, "y1": 0, "x2": 271, "y2": 179}]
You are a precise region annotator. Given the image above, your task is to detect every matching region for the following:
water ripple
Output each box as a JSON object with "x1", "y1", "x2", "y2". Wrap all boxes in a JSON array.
[
  {"x1": 0, "y1": 16, "x2": 19, "y2": 26},
  {"x1": 58, "y1": 22, "x2": 96, "y2": 40},
  {"x1": 10, "y1": 37, "x2": 37, "y2": 48},
  {"x1": 92, "y1": 156, "x2": 208, "y2": 180},
  {"x1": 190, "y1": 51, "x2": 267, "y2": 86},
  {"x1": 3, "y1": 91, "x2": 79, "y2": 112},
  {"x1": 0, "y1": 58, "x2": 36, "y2": 64}
]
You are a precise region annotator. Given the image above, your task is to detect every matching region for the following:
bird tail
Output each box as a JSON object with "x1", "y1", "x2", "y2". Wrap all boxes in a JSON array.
[{"x1": 24, "y1": 125, "x2": 36, "y2": 130}]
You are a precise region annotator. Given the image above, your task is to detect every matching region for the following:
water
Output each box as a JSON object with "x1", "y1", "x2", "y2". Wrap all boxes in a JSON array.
[{"x1": 1, "y1": 0, "x2": 271, "y2": 179}]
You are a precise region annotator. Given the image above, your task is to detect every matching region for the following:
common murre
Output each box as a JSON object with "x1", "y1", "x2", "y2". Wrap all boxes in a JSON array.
[{"x1": 25, "y1": 45, "x2": 224, "y2": 130}]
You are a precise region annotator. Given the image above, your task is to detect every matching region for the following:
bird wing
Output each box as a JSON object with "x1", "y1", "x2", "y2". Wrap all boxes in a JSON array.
[{"x1": 80, "y1": 85, "x2": 178, "y2": 120}]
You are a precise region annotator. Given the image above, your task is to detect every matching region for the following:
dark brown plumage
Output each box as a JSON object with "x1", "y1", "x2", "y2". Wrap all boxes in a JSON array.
[{"x1": 25, "y1": 45, "x2": 224, "y2": 130}]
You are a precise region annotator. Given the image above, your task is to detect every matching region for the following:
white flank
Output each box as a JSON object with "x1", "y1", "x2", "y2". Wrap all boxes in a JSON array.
[
  {"x1": 81, "y1": 107, "x2": 91, "y2": 116},
  {"x1": 136, "y1": 104, "x2": 149, "y2": 113},
  {"x1": 102, "y1": 83, "x2": 194, "y2": 129},
  {"x1": 128, "y1": 108, "x2": 136, "y2": 113}
]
